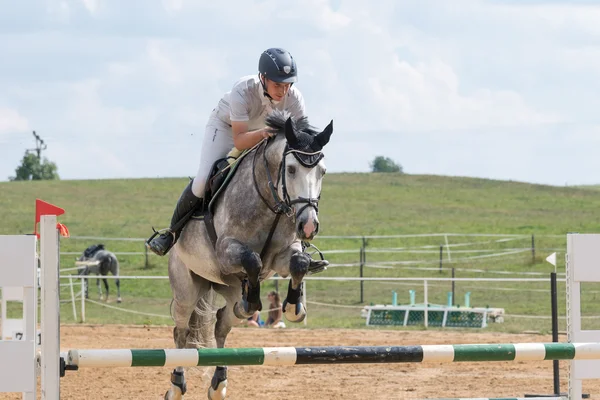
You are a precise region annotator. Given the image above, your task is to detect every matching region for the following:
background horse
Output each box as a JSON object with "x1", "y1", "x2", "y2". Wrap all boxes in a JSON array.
[
  {"x1": 77, "y1": 244, "x2": 122, "y2": 303},
  {"x1": 164, "y1": 110, "x2": 333, "y2": 400}
]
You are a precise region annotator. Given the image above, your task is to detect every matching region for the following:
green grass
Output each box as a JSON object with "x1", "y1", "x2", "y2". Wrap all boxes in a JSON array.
[{"x1": 2, "y1": 173, "x2": 600, "y2": 334}]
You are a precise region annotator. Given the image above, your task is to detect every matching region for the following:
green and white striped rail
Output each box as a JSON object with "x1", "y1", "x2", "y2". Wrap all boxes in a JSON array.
[{"x1": 67, "y1": 342, "x2": 600, "y2": 368}]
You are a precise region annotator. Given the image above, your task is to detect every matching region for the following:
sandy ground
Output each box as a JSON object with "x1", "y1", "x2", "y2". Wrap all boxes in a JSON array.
[{"x1": 1, "y1": 324, "x2": 598, "y2": 400}]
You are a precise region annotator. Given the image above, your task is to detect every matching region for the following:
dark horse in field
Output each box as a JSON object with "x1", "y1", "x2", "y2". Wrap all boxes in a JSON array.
[
  {"x1": 164, "y1": 110, "x2": 333, "y2": 399},
  {"x1": 77, "y1": 243, "x2": 122, "y2": 303}
]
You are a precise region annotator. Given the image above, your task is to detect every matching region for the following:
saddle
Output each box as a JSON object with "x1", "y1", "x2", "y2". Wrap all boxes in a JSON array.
[
  {"x1": 191, "y1": 147, "x2": 251, "y2": 249},
  {"x1": 83, "y1": 243, "x2": 105, "y2": 258}
]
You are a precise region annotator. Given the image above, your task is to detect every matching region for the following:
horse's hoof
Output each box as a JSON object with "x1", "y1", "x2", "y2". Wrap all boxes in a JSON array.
[
  {"x1": 164, "y1": 386, "x2": 184, "y2": 400},
  {"x1": 207, "y1": 379, "x2": 227, "y2": 400},
  {"x1": 117, "y1": 297, "x2": 122, "y2": 303},
  {"x1": 233, "y1": 299, "x2": 261, "y2": 319},
  {"x1": 283, "y1": 300, "x2": 306, "y2": 323}
]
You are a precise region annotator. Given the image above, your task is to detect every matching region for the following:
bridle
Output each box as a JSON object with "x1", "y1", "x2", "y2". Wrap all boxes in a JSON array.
[{"x1": 251, "y1": 137, "x2": 323, "y2": 258}]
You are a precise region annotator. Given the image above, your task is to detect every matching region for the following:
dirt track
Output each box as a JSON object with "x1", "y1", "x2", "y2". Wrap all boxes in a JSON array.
[{"x1": 2, "y1": 324, "x2": 598, "y2": 399}]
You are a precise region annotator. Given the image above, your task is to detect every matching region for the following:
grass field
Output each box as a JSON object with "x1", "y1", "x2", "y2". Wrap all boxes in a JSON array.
[{"x1": 2, "y1": 172, "x2": 600, "y2": 334}]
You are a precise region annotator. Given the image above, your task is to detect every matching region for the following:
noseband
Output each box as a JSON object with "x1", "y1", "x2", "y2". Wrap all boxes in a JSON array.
[{"x1": 252, "y1": 137, "x2": 323, "y2": 258}]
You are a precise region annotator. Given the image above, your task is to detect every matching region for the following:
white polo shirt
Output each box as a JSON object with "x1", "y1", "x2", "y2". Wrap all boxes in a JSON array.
[{"x1": 213, "y1": 75, "x2": 306, "y2": 131}]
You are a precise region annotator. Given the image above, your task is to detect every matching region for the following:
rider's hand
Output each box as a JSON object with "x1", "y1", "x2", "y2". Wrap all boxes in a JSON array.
[{"x1": 261, "y1": 128, "x2": 275, "y2": 139}]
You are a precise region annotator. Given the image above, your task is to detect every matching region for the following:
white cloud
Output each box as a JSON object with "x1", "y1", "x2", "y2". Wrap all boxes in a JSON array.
[
  {"x1": 80, "y1": 0, "x2": 100, "y2": 15},
  {"x1": 0, "y1": 108, "x2": 30, "y2": 135},
  {"x1": 162, "y1": 0, "x2": 183, "y2": 14},
  {"x1": 1, "y1": 0, "x2": 600, "y2": 185},
  {"x1": 45, "y1": 0, "x2": 71, "y2": 22}
]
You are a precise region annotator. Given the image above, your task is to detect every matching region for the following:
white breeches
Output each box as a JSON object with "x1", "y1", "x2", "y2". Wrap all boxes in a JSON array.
[{"x1": 191, "y1": 113, "x2": 235, "y2": 198}]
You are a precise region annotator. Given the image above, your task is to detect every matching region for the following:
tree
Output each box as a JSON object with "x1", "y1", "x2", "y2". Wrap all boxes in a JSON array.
[
  {"x1": 8, "y1": 131, "x2": 60, "y2": 181},
  {"x1": 370, "y1": 156, "x2": 403, "y2": 173},
  {"x1": 10, "y1": 153, "x2": 60, "y2": 181}
]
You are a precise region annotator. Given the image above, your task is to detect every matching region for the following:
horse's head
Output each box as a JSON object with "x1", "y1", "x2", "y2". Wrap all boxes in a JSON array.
[{"x1": 263, "y1": 110, "x2": 334, "y2": 241}]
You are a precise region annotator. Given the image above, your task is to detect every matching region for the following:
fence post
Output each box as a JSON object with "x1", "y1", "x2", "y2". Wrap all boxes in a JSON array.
[
  {"x1": 451, "y1": 267, "x2": 455, "y2": 306},
  {"x1": 144, "y1": 245, "x2": 149, "y2": 269},
  {"x1": 359, "y1": 246, "x2": 364, "y2": 304},
  {"x1": 531, "y1": 234, "x2": 536, "y2": 263}
]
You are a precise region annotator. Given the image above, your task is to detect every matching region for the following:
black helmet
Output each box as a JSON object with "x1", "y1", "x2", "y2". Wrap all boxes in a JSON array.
[{"x1": 258, "y1": 48, "x2": 297, "y2": 83}]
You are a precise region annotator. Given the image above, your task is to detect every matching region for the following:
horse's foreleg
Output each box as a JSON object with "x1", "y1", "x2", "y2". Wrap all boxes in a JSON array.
[
  {"x1": 282, "y1": 252, "x2": 310, "y2": 323},
  {"x1": 215, "y1": 237, "x2": 262, "y2": 318},
  {"x1": 164, "y1": 253, "x2": 207, "y2": 400},
  {"x1": 207, "y1": 283, "x2": 243, "y2": 400}
]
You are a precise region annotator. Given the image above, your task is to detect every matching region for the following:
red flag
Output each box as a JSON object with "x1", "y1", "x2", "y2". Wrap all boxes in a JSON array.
[
  {"x1": 56, "y1": 223, "x2": 70, "y2": 238},
  {"x1": 34, "y1": 199, "x2": 66, "y2": 237}
]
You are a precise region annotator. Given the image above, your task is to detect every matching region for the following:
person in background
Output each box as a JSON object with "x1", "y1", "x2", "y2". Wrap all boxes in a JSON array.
[
  {"x1": 265, "y1": 290, "x2": 286, "y2": 329},
  {"x1": 245, "y1": 310, "x2": 263, "y2": 328}
]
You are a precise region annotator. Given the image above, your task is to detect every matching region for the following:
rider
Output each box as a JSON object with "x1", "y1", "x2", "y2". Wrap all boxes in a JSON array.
[{"x1": 146, "y1": 47, "x2": 308, "y2": 257}]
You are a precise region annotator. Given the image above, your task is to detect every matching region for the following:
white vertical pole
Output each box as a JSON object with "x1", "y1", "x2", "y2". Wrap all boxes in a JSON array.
[
  {"x1": 0, "y1": 292, "x2": 6, "y2": 340},
  {"x1": 23, "y1": 280, "x2": 37, "y2": 400},
  {"x1": 302, "y1": 281, "x2": 307, "y2": 326},
  {"x1": 566, "y1": 234, "x2": 582, "y2": 400},
  {"x1": 69, "y1": 276, "x2": 77, "y2": 322},
  {"x1": 444, "y1": 234, "x2": 452, "y2": 262},
  {"x1": 40, "y1": 215, "x2": 60, "y2": 400},
  {"x1": 424, "y1": 280, "x2": 428, "y2": 328},
  {"x1": 81, "y1": 278, "x2": 85, "y2": 323}
]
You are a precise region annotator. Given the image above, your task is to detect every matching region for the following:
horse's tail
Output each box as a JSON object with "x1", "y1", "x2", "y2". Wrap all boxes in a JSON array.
[{"x1": 188, "y1": 282, "x2": 218, "y2": 349}]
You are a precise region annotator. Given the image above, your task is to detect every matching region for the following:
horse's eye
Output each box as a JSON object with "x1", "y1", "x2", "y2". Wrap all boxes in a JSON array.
[{"x1": 287, "y1": 165, "x2": 296, "y2": 175}]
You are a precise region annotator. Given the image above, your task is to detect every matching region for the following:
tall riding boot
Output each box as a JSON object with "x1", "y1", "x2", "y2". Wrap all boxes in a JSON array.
[{"x1": 146, "y1": 181, "x2": 203, "y2": 256}]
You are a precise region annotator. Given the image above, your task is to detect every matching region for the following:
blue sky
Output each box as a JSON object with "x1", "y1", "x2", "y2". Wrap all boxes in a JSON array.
[{"x1": 1, "y1": 0, "x2": 599, "y2": 186}]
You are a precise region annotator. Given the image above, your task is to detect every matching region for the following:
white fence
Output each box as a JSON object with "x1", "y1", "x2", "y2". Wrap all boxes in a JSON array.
[{"x1": 62, "y1": 233, "x2": 566, "y2": 271}]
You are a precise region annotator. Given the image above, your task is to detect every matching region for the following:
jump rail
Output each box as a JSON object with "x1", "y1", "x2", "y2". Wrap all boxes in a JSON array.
[{"x1": 67, "y1": 342, "x2": 600, "y2": 368}]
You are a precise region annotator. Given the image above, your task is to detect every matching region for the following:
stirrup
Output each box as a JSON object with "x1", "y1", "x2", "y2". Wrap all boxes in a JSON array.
[
  {"x1": 146, "y1": 227, "x2": 177, "y2": 255},
  {"x1": 146, "y1": 226, "x2": 174, "y2": 244},
  {"x1": 302, "y1": 241, "x2": 328, "y2": 275},
  {"x1": 302, "y1": 241, "x2": 325, "y2": 260}
]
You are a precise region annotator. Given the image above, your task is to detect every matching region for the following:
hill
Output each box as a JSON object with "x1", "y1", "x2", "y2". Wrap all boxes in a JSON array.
[{"x1": 2, "y1": 173, "x2": 600, "y2": 332}]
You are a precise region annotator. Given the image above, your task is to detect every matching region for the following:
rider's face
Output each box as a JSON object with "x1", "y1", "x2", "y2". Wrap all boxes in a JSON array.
[{"x1": 264, "y1": 78, "x2": 291, "y2": 101}]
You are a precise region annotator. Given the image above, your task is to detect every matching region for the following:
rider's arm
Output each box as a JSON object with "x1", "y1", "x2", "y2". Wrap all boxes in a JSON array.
[
  {"x1": 231, "y1": 121, "x2": 271, "y2": 150},
  {"x1": 229, "y1": 85, "x2": 272, "y2": 150}
]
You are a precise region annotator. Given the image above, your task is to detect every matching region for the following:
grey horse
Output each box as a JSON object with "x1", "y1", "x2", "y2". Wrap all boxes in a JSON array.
[
  {"x1": 77, "y1": 244, "x2": 122, "y2": 303},
  {"x1": 164, "y1": 110, "x2": 333, "y2": 400}
]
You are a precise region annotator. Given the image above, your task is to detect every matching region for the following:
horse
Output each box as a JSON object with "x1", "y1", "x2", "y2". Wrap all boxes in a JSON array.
[
  {"x1": 76, "y1": 243, "x2": 122, "y2": 303},
  {"x1": 164, "y1": 109, "x2": 333, "y2": 400}
]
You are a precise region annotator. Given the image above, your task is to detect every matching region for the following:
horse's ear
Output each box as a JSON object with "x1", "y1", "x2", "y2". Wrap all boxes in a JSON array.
[
  {"x1": 315, "y1": 119, "x2": 333, "y2": 148},
  {"x1": 284, "y1": 117, "x2": 299, "y2": 148}
]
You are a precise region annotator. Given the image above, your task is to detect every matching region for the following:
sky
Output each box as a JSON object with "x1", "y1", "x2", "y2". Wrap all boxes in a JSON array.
[{"x1": 1, "y1": 0, "x2": 600, "y2": 186}]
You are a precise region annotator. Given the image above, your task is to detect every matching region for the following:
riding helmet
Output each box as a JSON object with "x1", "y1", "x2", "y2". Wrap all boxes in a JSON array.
[{"x1": 258, "y1": 48, "x2": 298, "y2": 83}]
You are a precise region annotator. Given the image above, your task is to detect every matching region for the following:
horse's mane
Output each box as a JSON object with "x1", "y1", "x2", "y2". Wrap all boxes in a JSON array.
[{"x1": 264, "y1": 109, "x2": 319, "y2": 136}]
